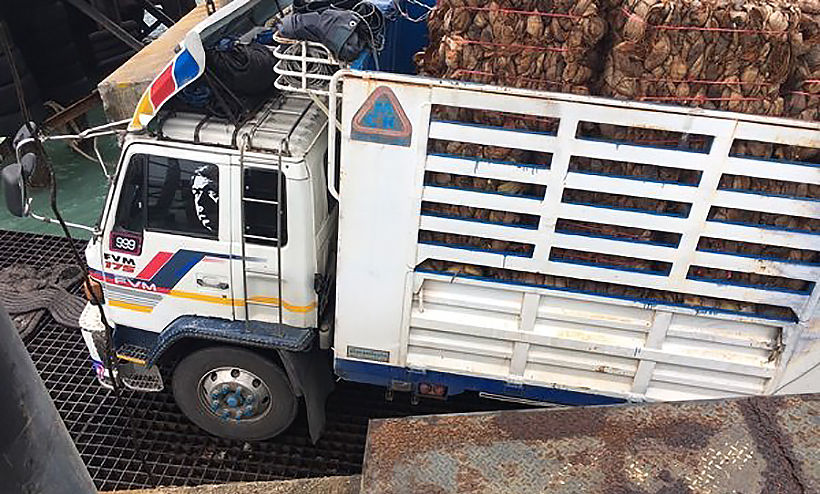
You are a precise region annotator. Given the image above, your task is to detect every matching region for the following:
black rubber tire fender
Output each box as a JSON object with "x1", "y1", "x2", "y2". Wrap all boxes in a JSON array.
[
  {"x1": 0, "y1": 75, "x2": 40, "y2": 115},
  {"x1": 172, "y1": 346, "x2": 298, "y2": 441},
  {"x1": 0, "y1": 49, "x2": 31, "y2": 86}
]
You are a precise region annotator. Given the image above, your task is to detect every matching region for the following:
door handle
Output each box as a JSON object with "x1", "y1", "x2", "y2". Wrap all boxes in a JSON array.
[{"x1": 196, "y1": 277, "x2": 229, "y2": 290}]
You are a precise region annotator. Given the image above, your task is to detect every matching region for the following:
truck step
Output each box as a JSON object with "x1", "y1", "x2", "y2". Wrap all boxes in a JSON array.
[
  {"x1": 115, "y1": 344, "x2": 149, "y2": 365},
  {"x1": 119, "y1": 362, "x2": 163, "y2": 392}
]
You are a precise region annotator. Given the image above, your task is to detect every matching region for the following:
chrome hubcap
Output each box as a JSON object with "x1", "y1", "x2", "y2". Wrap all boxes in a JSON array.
[{"x1": 199, "y1": 367, "x2": 271, "y2": 423}]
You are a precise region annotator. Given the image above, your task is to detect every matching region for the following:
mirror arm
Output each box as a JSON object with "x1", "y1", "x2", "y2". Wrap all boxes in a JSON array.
[
  {"x1": 29, "y1": 211, "x2": 98, "y2": 234},
  {"x1": 93, "y1": 137, "x2": 112, "y2": 181}
]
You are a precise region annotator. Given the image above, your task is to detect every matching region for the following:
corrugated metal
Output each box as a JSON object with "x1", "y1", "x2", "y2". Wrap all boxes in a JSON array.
[{"x1": 362, "y1": 394, "x2": 819, "y2": 494}]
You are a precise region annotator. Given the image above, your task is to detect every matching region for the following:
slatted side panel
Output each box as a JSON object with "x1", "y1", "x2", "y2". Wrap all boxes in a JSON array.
[
  {"x1": 408, "y1": 279, "x2": 780, "y2": 400},
  {"x1": 416, "y1": 88, "x2": 820, "y2": 323}
]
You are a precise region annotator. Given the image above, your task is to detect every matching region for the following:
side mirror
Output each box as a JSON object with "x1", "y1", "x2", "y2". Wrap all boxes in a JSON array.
[
  {"x1": 13, "y1": 122, "x2": 37, "y2": 153},
  {"x1": 2, "y1": 162, "x2": 27, "y2": 217}
]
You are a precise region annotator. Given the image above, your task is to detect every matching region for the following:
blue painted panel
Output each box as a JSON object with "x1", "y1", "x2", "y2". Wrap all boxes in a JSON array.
[{"x1": 334, "y1": 358, "x2": 624, "y2": 406}]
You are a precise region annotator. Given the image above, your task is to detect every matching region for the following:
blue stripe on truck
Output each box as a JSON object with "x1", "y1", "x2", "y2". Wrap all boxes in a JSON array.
[{"x1": 334, "y1": 358, "x2": 624, "y2": 406}]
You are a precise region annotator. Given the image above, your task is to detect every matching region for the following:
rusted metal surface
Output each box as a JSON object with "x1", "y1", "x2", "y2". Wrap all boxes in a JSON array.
[
  {"x1": 361, "y1": 394, "x2": 819, "y2": 494},
  {"x1": 42, "y1": 91, "x2": 102, "y2": 132}
]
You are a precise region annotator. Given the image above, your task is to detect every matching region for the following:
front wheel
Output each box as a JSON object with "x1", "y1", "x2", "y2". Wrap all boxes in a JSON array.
[{"x1": 172, "y1": 346, "x2": 298, "y2": 441}]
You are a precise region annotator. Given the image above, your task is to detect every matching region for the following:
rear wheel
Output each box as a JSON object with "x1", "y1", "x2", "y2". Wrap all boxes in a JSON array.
[{"x1": 172, "y1": 346, "x2": 297, "y2": 441}]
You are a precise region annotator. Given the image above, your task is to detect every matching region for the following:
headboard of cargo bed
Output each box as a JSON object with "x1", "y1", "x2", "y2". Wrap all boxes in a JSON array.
[{"x1": 333, "y1": 71, "x2": 820, "y2": 335}]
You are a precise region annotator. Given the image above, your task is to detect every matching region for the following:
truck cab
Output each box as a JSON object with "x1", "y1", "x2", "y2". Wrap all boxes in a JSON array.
[
  {"x1": 80, "y1": 94, "x2": 337, "y2": 441},
  {"x1": 90, "y1": 95, "x2": 331, "y2": 334}
]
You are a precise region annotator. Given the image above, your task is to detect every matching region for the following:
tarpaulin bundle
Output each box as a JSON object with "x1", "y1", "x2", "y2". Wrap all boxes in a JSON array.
[
  {"x1": 208, "y1": 39, "x2": 277, "y2": 96},
  {"x1": 278, "y1": 0, "x2": 386, "y2": 62}
]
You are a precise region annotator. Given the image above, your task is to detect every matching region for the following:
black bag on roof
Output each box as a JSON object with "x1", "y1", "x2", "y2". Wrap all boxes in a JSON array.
[{"x1": 278, "y1": 9, "x2": 367, "y2": 62}]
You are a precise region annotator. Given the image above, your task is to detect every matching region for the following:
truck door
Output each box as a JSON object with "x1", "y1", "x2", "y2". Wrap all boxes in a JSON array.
[
  {"x1": 229, "y1": 158, "x2": 316, "y2": 328},
  {"x1": 100, "y1": 143, "x2": 234, "y2": 331}
]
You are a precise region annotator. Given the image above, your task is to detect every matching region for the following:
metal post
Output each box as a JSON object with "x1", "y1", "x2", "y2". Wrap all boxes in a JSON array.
[
  {"x1": 63, "y1": 0, "x2": 144, "y2": 52},
  {"x1": 0, "y1": 304, "x2": 96, "y2": 494},
  {"x1": 239, "y1": 134, "x2": 250, "y2": 323},
  {"x1": 277, "y1": 139, "x2": 287, "y2": 327},
  {"x1": 140, "y1": 0, "x2": 176, "y2": 27}
]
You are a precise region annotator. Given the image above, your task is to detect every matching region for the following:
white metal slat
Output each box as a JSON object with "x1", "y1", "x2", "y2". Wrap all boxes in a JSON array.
[
  {"x1": 701, "y1": 221, "x2": 820, "y2": 251},
  {"x1": 733, "y1": 119, "x2": 820, "y2": 148},
  {"x1": 426, "y1": 154, "x2": 551, "y2": 185},
  {"x1": 665, "y1": 123, "x2": 737, "y2": 284},
  {"x1": 724, "y1": 157, "x2": 820, "y2": 186},
  {"x1": 525, "y1": 348, "x2": 637, "y2": 377},
  {"x1": 411, "y1": 310, "x2": 773, "y2": 377},
  {"x1": 429, "y1": 120, "x2": 555, "y2": 153},
  {"x1": 422, "y1": 185, "x2": 544, "y2": 215},
  {"x1": 568, "y1": 139, "x2": 710, "y2": 171},
  {"x1": 692, "y1": 251, "x2": 820, "y2": 282},
  {"x1": 418, "y1": 243, "x2": 507, "y2": 268},
  {"x1": 564, "y1": 172, "x2": 697, "y2": 203},
  {"x1": 419, "y1": 215, "x2": 537, "y2": 243},
  {"x1": 713, "y1": 190, "x2": 820, "y2": 219},
  {"x1": 551, "y1": 232, "x2": 677, "y2": 263},
  {"x1": 416, "y1": 270, "x2": 791, "y2": 329},
  {"x1": 559, "y1": 203, "x2": 689, "y2": 233},
  {"x1": 430, "y1": 85, "x2": 564, "y2": 117},
  {"x1": 570, "y1": 101, "x2": 735, "y2": 136},
  {"x1": 502, "y1": 257, "x2": 808, "y2": 310},
  {"x1": 681, "y1": 279, "x2": 806, "y2": 309},
  {"x1": 407, "y1": 332, "x2": 513, "y2": 360},
  {"x1": 415, "y1": 285, "x2": 525, "y2": 316},
  {"x1": 649, "y1": 367, "x2": 765, "y2": 395}
]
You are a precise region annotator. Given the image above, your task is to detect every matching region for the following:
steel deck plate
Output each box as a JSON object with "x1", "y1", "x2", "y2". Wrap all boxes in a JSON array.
[{"x1": 362, "y1": 394, "x2": 820, "y2": 493}]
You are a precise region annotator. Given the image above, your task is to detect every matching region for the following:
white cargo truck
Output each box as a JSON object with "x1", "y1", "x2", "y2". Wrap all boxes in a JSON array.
[{"x1": 4, "y1": 0, "x2": 820, "y2": 442}]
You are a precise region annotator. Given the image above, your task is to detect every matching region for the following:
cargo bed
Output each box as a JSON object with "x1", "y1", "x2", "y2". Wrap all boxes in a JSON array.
[{"x1": 332, "y1": 71, "x2": 820, "y2": 403}]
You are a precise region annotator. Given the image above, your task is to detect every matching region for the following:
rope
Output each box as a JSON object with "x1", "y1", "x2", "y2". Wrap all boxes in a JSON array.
[
  {"x1": 392, "y1": 0, "x2": 432, "y2": 23},
  {"x1": 621, "y1": 7, "x2": 788, "y2": 35},
  {"x1": 457, "y1": 6, "x2": 584, "y2": 20},
  {"x1": 0, "y1": 264, "x2": 85, "y2": 339}
]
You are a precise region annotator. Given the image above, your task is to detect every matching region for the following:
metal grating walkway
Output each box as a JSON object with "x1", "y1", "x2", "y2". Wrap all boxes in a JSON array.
[{"x1": 1, "y1": 230, "x2": 523, "y2": 491}]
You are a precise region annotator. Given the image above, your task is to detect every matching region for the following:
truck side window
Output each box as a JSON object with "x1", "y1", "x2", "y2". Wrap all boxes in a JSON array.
[
  {"x1": 113, "y1": 153, "x2": 219, "y2": 239},
  {"x1": 243, "y1": 168, "x2": 287, "y2": 246},
  {"x1": 114, "y1": 154, "x2": 146, "y2": 233}
]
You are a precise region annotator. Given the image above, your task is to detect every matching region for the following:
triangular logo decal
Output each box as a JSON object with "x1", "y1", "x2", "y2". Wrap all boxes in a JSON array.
[{"x1": 351, "y1": 86, "x2": 412, "y2": 147}]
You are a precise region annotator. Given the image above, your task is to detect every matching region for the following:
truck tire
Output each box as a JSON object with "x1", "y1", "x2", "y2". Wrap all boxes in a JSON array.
[{"x1": 172, "y1": 346, "x2": 298, "y2": 441}]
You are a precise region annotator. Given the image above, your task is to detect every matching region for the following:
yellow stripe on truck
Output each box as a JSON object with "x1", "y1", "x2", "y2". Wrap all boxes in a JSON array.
[
  {"x1": 109, "y1": 299, "x2": 154, "y2": 313},
  {"x1": 247, "y1": 297, "x2": 317, "y2": 313},
  {"x1": 166, "y1": 290, "x2": 317, "y2": 313},
  {"x1": 167, "y1": 289, "x2": 235, "y2": 305}
]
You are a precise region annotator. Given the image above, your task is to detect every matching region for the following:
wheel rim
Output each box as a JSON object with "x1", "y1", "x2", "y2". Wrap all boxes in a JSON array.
[{"x1": 198, "y1": 366, "x2": 272, "y2": 423}]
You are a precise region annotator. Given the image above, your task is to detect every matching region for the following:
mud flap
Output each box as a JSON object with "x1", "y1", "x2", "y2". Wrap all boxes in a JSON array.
[{"x1": 277, "y1": 347, "x2": 335, "y2": 444}]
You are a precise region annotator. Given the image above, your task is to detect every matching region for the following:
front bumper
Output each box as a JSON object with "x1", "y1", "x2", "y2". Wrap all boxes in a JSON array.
[{"x1": 78, "y1": 302, "x2": 115, "y2": 389}]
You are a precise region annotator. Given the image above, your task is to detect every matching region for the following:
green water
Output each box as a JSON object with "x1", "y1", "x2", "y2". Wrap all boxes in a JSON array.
[{"x1": 0, "y1": 110, "x2": 120, "y2": 240}]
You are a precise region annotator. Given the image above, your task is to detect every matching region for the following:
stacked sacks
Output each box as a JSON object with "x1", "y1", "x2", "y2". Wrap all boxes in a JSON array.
[
  {"x1": 786, "y1": 0, "x2": 820, "y2": 119},
  {"x1": 419, "y1": 0, "x2": 606, "y2": 256},
  {"x1": 416, "y1": 0, "x2": 818, "y2": 317},
  {"x1": 603, "y1": 0, "x2": 799, "y2": 115},
  {"x1": 420, "y1": 0, "x2": 608, "y2": 93}
]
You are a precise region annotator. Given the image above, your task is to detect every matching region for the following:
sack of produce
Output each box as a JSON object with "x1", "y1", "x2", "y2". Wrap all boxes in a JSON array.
[
  {"x1": 603, "y1": 0, "x2": 799, "y2": 115},
  {"x1": 420, "y1": 0, "x2": 607, "y2": 93}
]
